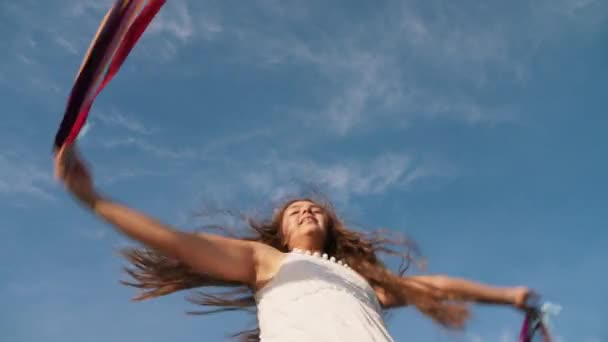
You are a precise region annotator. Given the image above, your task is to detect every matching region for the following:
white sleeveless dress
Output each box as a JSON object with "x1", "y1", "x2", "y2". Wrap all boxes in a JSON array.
[{"x1": 255, "y1": 250, "x2": 395, "y2": 342}]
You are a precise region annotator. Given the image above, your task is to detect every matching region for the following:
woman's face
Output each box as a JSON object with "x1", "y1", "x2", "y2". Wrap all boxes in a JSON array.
[{"x1": 281, "y1": 200, "x2": 329, "y2": 249}]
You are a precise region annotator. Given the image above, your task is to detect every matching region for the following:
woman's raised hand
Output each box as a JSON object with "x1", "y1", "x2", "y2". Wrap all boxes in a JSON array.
[{"x1": 54, "y1": 144, "x2": 99, "y2": 208}]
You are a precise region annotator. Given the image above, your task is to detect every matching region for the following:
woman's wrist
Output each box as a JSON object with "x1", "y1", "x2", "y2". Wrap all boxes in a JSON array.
[
  {"x1": 508, "y1": 286, "x2": 531, "y2": 308},
  {"x1": 77, "y1": 189, "x2": 103, "y2": 210}
]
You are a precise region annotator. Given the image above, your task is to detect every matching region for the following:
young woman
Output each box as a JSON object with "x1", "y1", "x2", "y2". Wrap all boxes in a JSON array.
[{"x1": 54, "y1": 145, "x2": 532, "y2": 341}]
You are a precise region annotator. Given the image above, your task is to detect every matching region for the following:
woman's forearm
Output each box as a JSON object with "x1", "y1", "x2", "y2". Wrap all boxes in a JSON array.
[
  {"x1": 55, "y1": 147, "x2": 229, "y2": 273},
  {"x1": 89, "y1": 194, "x2": 183, "y2": 257},
  {"x1": 414, "y1": 275, "x2": 517, "y2": 305},
  {"x1": 444, "y1": 277, "x2": 515, "y2": 304}
]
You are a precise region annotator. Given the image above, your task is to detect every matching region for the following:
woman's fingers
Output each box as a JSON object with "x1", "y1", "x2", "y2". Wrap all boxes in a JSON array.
[
  {"x1": 54, "y1": 144, "x2": 79, "y2": 182},
  {"x1": 53, "y1": 143, "x2": 97, "y2": 206},
  {"x1": 523, "y1": 290, "x2": 541, "y2": 309},
  {"x1": 53, "y1": 145, "x2": 67, "y2": 181}
]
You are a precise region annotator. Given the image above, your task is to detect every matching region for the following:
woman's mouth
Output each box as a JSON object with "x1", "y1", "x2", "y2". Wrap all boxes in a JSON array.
[{"x1": 300, "y1": 216, "x2": 317, "y2": 224}]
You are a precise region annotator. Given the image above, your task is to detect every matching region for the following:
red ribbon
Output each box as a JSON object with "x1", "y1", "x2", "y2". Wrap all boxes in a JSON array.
[{"x1": 54, "y1": 0, "x2": 166, "y2": 150}]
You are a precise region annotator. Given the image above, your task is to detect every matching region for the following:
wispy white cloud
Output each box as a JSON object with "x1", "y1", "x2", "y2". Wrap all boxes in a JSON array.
[
  {"x1": 191, "y1": 152, "x2": 453, "y2": 206},
  {"x1": 140, "y1": 1, "x2": 210, "y2": 62},
  {"x1": 0, "y1": 0, "x2": 205, "y2": 97},
  {"x1": 148, "y1": 2, "x2": 195, "y2": 43},
  {"x1": 550, "y1": 0, "x2": 604, "y2": 24},
  {"x1": 95, "y1": 126, "x2": 274, "y2": 164},
  {"x1": 184, "y1": 0, "x2": 604, "y2": 136},
  {"x1": 0, "y1": 2, "x2": 92, "y2": 96},
  {"x1": 0, "y1": 45, "x2": 64, "y2": 96},
  {"x1": 199, "y1": 128, "x2": 274, "y2": 155},
  {"x1": 0, "y1": 152, "x2": 55, "y2": 202},
  {"x1": 465, "y1": 329, "x2": 520, "y2": 342},
  {"x1": 67, "y1": 0, "x2": 113, "y2": 18},
  {"x1": 54, "y1": 36, "x2": 80, "y2": 55},
  {"x1": 98, "y1": 167, "x2": 164, "y2": 186},
  {"x1": 318, "y1": 53, "x2": 400, "y2": 135},
  {"x1": 92, "y1": 108, "x2": 154, "y2": 135},
  {"x1": 468, "y1": 333, "x2": 484, "y2": 342},
  {"x1": 77, "y1": 226, "x2": 109, "y2": 241},
  {"x1": 191, "y1": 5, "x2": 515, "y2": 135},
  {"x1": 98, "y1": 136, "x2": 199, "y2": 161},
  {"x1": 499, "y1": 330, "x2": 515, "y2": 342}
]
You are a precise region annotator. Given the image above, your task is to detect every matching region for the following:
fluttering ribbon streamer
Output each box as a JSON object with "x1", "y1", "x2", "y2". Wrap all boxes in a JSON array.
[
  {"x1": 54, "y1": 0, "x2": 166, "y2": 150},
  {"x1": 519, "y1": 301, "x2": 562, "y2": 342}
]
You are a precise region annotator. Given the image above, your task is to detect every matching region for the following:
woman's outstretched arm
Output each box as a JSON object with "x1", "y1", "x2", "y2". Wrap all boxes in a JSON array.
[
  {"x1": 54, "y1": 145, "x2": 281, "y2": 287},
  {"x1": 412, "y1": 275, "x2": 529, "y2": 305},
  {"x1": 376, "y1": 274, "x2": 531, "y2": 309}
]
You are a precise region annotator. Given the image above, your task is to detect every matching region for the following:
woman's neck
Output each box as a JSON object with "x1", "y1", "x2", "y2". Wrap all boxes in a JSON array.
[{"x1": 288, "y1": 241, "x2": 324, "y2": 254}]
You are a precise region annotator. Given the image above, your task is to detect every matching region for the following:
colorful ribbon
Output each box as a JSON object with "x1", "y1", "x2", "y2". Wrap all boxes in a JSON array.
[
  {"x1": 54, "y1": 0, "x2": 166, "y2": 150},
  {"x1": 519, "y1": 301, "x2": 561, "y2": 342}
]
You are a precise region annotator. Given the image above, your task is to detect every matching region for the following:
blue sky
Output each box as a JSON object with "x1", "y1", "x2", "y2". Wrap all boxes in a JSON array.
[{"x1": 1, "y1": 0, "x2": 606, "y2": 341}]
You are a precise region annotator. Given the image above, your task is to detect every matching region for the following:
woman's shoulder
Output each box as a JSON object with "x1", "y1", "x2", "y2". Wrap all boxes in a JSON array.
[{"x1": 251, "y1": 243, "x2": 289, "y2": 291}]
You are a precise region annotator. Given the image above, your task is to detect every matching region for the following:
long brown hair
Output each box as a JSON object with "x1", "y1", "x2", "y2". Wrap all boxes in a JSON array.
[{"x1": 121, "y1": 197, "x2": 470, "y2": 341}]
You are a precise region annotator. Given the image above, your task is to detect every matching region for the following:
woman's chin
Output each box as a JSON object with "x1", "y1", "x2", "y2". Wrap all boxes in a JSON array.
[{"x1": 297, "y1": 225, "x2": 325, "y2": 237}]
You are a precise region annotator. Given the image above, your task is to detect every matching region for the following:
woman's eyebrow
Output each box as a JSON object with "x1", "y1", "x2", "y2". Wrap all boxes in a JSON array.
[{"x1": 286, "y1": 205, "x2": 300, "y2": 213}]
